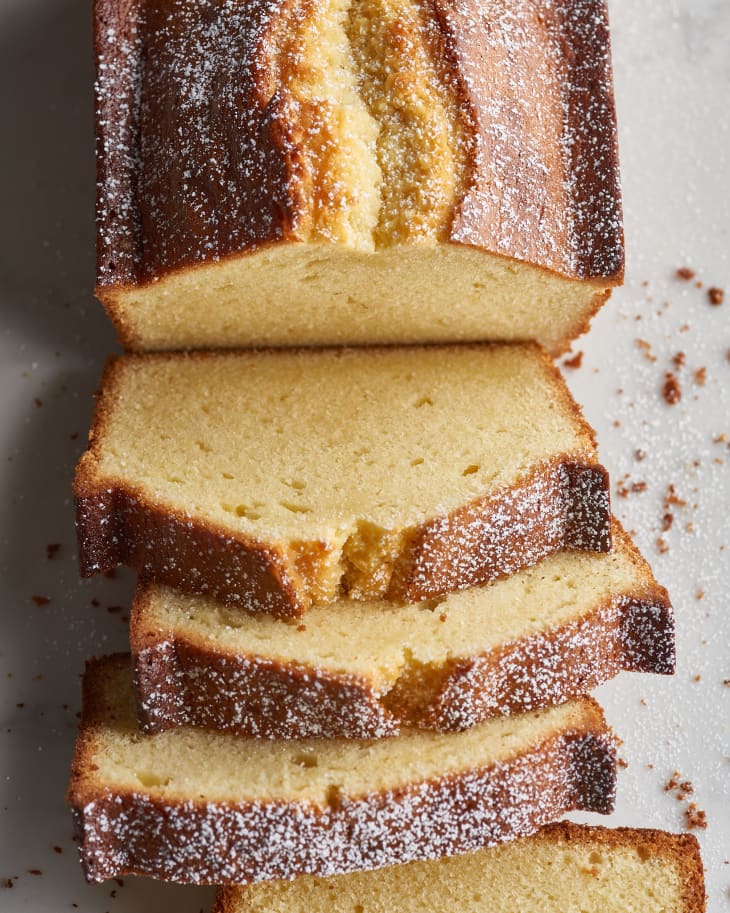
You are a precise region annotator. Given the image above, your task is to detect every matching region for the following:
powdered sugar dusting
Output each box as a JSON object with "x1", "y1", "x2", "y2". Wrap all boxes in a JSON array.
[
  {"x1": 445, "y1": 0, "x2": 623, "y2": 279},
  {"x1": 71, "y1": 658, "x2": 617, "y2": 884}
]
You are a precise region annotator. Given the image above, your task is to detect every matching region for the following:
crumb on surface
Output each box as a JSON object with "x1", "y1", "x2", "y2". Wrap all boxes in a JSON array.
[
  {"x1": 676, "y1": 266, "x2": 696, "y2": 281},
  {"x1": 663, "y1": 372, "x2": 682, "y2": 405},
  {"x1": 708, "y1": 286, "x2": 724, "y2": 305},
  {"x1": 31, "y1": 595, "x2": 50, "y2": 607},
  {"x1": 562, "y1": 350, "x2": 583, "y2": 369},
  {"x1": 685, "y1": 803, "x2": 707, "y2": 830}
]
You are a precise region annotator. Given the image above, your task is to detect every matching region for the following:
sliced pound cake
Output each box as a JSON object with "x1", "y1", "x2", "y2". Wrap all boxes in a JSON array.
[
  {"x1": 68, "y1": 655, "x2": 617, "y2": 885},
  {"x1": 132, "y1": 520, "x2": 673, "y2": 738},
  {"x1": 95, "y1": 0, "x2": 622, "y2": 354},
  {"x1": 213, "y1": 822, "x2": 705, "y2": 913},
  {"x1": 75, "y1": 345, "x2": 611, "y2": 618}
]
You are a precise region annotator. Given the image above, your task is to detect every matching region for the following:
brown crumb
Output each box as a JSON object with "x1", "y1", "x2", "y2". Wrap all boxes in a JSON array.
[
  {"x1": 617, "y1": 477, "x2": 647, "y2": 498},
  {"x1": 676, "y1": 267, "x2": 696, "y2": 281},
  {"x1": 714, "y1": 433, "x2": 728, "y2": 444},
  {"x1": 2, "y1": 878, "x2": 14, "y2": 888},
  {"x1": 672, "y1": 351, "x2": 686, "y2": 369},
  {"x1": 634, "y1": 448, "x2": 647, "y2": 462},
  {"x1": 723, "y1": 679, "x2": 730, "y2": 687},
  {"x1": 665, "y1": 772, "x2": 682, "y2": 792},
  {"x1": 91, "y1": 598, "x2": 101, "y2": 608},
  {"x1": 70, "y1": 431, "x2": 79, "y2": 440},
  {"x1": 106, "y1": 605, "x2": 123, "y2": 615},
  {"x1": 663, "y1": 372, "x2": 682, "y2": 405},
  {"x1": 685, "y1": 803, "x2": 707, "y2": 830},
  {"x1": 696, "y1": 589, "x2": 705, "y2": 600},
  {"x1": 33, "y1": 398, "x2": 42, "y2": 408},
  {"x1": 296, "y1": 624, "x2": 306, "y2": 632},
  {"x1": 31, "y1": 595, "x2": 50, "y2": 607},
  {"x1": 694, "y1": 367, "x2": 707, "y2": 386},
  {"x1": 664, "y1": 485, "x2": 687, "y2": 509},
  {"x1": 617, "y1": 757, "x2": 629, "y2": 769},
  {"x1": 27, "y1": 869, "x2": 42, "y2": 876},
  {"x1": 657, "y1": 537, "x2": 669, "y2": 554},
  {"x1": 662, "y1": 513, "x2": 674, "y2": 532},
  {"x1": 562, "y1": 351, "x2": 584, "y2": 370},
  {"x1": 52, "y1": 846, "x2": 63, "y2": 854},
  {"x1": 46, "y1": 543, "x2": 61, "y2": 560},
  {"x1": 693, "y1": 674, "x2": 702, "y2": 682},
  {"x1": 708, "y1": 287, "x2": 724, "y2": 306},
  {"x1": 636, "y1": 338, "x2": 657, "y2": 362}
]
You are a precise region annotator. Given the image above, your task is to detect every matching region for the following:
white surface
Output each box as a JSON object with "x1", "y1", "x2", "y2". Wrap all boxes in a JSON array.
[{"x1": 0, "y1": 0, "x2": 727, "y2": 910}]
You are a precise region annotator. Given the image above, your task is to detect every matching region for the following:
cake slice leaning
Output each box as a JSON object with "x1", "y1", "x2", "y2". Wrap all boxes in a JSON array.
[
  {"x1": 67, "y1": 655, "x2": 617, "y2": 885},
  {"x1": 74, "y1": 344, "x2": 611, "y2": 618},
  {"x1": 213, "y1": 822, "x2": 705, "y2": 913},
  {"x1": 131, "y1": 520, "x2": 674, "y2": 739}
]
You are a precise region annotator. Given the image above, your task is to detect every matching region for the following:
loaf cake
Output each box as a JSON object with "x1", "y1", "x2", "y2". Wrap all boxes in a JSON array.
[
  {"x1": 68, "y1": 654, "x2": 617, "y2": 885},
  {"x1": 213, "y1": 822, "x2": 705, "y2": 913},
  {"x1": 94, "y1": 0, "x2": 623, "y2": 353},
  {"x1": 74, "y1": 344, "x2": 611, "y2": 617},
  {"x1": 132, "y1": 520, "x2": 673, "y2": 738}
]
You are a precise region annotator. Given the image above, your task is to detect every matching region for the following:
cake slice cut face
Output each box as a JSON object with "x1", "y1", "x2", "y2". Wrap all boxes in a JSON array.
[
  {"x1": 131, "y1": 521, "x2": 674, "y2": 738},
  {"x1": 74, "y1": 345, "x2": 611, "y2": 617},
  {"x1": 68, "y1": 655, "x2": 617, "y2": 885},
  {"x1": 95, "y1": 0, "x2": 623, "y2": 353},
  {"x1": 213, "y1": 822, "x2": 705, "y2": 913}
]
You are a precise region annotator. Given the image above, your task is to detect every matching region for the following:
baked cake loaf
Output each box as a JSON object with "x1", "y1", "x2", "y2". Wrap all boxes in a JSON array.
[
  {"x1": 74, "y1": 345, "x2": 611, "y2": 618},
  {"x1": 94, "y1": 0, "x2": 623, "y2": 353},
  {"x1": 68, "y1": 655, "x2": 617, "y2": 885},
  {"x1": 213, "y1": 822, "x2": 705, "y2": 913},
  {"x1": 131, "y1": 520, "x2": 674, "y2": 738}
]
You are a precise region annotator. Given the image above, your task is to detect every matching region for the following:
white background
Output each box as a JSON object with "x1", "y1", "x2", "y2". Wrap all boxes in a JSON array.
[{"x1": 0, "y1": 0, "x2": 728, "y2": 910}]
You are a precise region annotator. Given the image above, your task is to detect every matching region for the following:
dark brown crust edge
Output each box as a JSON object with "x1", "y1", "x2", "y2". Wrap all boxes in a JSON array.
[
  {"x1": 130, "y1": 523, "x2": 674, "y2": 739},
  {"x1": 74, "y1": 347, "x2": 611, "y2": 618},
  {"x1": 67, "y1": 655, "x2": 617, "y2": 885},
  {"x1": 213, "y1": 822, "x2": 705, "y2": 913}
]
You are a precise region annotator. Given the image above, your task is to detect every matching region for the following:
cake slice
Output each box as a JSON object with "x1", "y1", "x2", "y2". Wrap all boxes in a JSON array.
[
  {"x1": 131, "y1": 521, "x2": 673, "y2": 738},
  {"x1": 74, "y1": 345, "x2": 611, "y2": 618},
  {"x1": 213, "y1": 822, "x2": 705, "y2": 913},
  {"x1": 68, "y1": 655, "x2": 617, "y2": 885},
  {"x1": 95, "y1": 0, "x2": 622, "y2": 354}
]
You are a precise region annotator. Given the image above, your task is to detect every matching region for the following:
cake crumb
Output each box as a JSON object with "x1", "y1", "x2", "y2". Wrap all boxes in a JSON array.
[
  {"x1": 672, "y1": 351, "x2": 686, "y2": 369},
  {"x1": 695, "y1": 589, "x2": 704, "y2": 600},
  {"x1": 657, "y1": 537, "x2": 669, "y2": 554},
  {"x1": 636, "y1": 339, "x2": 657, "y2": 362},
  {"x1": 694, "y1": 367, "x2": 707, "y2": 386},
  {"x1": 31, "y1": 595, "x2": 50, "y2": 607},
  {"x1": 708, "y1": 286, "x2": 724, "y2": 305},
  {"x1": 634, "y1": 448, "x2": 647, "y2": 462},
  {"x1": 663, "y1": 373, "x2": 682, "y2": 405},
  {"x1": 562, "y1": 351, "x2": 583, "y2": 369},
  {"x1": 676, "y1": 267, "x2": 696, "y2": 281},
  {"x1": 46, "y1": 543, "x2": 61, "y2": 560},
  {"x1": 685, "y1": 803, "x2": 707, "y2": 830},
  {"x1": 662, "y1": 513, "x2": 674, "y2": 532}
]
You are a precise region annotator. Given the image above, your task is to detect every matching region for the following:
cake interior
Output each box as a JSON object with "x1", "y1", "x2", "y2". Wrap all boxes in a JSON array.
[
  {"x1": 90, "y1": 345, "x2": 594, "y2": 545},
  {"x1": 219, "y1": 827, "x2": 687, "y2": 913}
]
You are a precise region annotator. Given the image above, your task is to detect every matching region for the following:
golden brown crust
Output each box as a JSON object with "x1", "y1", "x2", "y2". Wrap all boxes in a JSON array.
[
  {"x1": 74, "y1": 347, "x2": 611, "y2": 617},
  {"x1": 67, "y1": 655, "x2": 617, "y2": 885},
  {"x1": 213, "y1": 823, "x2": 705, "y2": 913},
  {"x1": 94, "y1": 0, "x2": 623, "y2": 293},
  {"x1": 130, "y1": 522, "x2": 673, "y2": 738}
]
